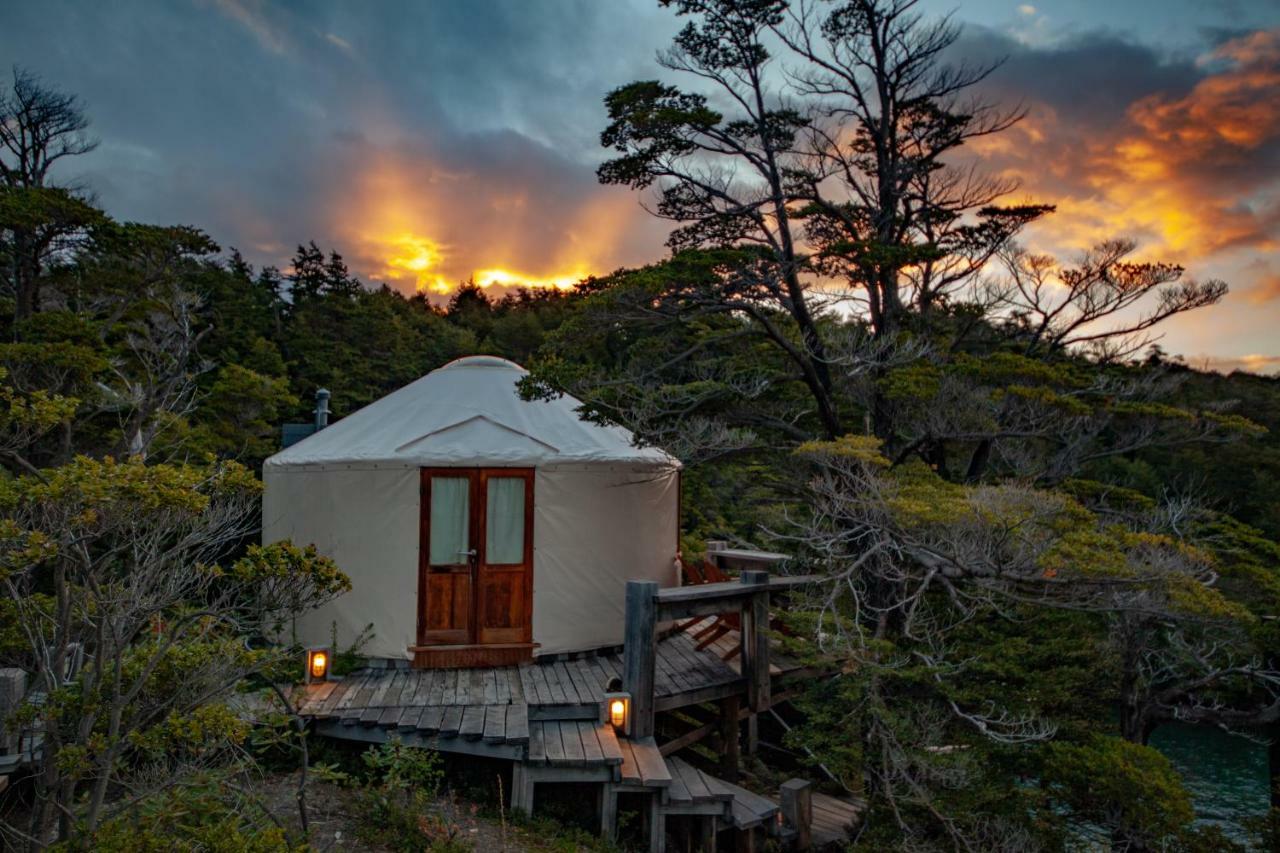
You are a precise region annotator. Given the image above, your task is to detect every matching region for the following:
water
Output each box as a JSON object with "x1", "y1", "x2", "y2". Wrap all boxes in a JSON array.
[{"x1": 1149, "y1": 722, "x2": 1271, "y2": 844}]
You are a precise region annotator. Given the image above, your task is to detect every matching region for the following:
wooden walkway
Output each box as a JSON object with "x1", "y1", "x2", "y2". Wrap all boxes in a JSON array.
[{"x1": 811, "y1": 791, "x2": 861, "y2": 846}]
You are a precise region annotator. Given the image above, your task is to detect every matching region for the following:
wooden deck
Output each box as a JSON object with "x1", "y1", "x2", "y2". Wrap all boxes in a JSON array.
[
  {"x1": 288, "y1": 573, "x2": 834, "y2": 851},
  {"x1": 295, "y1": 624, "x2": 800, "y2": 754}
]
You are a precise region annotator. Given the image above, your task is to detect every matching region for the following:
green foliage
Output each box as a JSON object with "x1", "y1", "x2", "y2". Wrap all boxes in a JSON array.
[
  {"x1": 361, "y1": 737, "x2": 444, "y2": 794},
  {"x1": 354, "y1": 739, "x2": 473, "y2": 852},
  {"x1": 330, "y1": 619, "x2": 375, "y2": 677},
  {"x1": 183, "y1": 364, "x2": 298, "y2": 463},
  {"x1": 1043, "y1": 735, "x2": 1198, "y2": 849},
  {"x1": 52, "y1": 776, "x2": 299, "y2": 853}
]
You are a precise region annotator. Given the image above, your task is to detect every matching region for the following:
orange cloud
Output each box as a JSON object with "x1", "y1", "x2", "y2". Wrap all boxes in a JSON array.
[
  {"x1": 974, "y1": 29, "x2": 1280, "y2": 270},
  {"x1": 327, "y1": 140, "x2": 657, "y2": 297}
]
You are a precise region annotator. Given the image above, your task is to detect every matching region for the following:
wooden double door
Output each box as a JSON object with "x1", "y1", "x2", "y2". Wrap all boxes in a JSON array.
[{"x1": 416, "y1": 468, "x2": 534, "y2": 665}]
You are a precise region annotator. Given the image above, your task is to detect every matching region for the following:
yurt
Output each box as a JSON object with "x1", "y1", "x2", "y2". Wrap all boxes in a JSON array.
[{"x1": 262, "y1": 356, "x2": 681, "y2": 668}]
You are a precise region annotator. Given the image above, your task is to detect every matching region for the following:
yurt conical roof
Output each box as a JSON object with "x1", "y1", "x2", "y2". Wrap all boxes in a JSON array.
[{"x1": 265, "y1": 355, "x2": 678, "y2": 470}]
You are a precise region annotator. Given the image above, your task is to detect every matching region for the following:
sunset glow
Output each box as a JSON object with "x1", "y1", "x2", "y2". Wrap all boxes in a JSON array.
[
  {"x1": 367, "y1": 230, "x2": 590, "y2": 295},
  {"x1": 376, "y1": 232, "x2": 450, "y2": 293},
  {"x1": 472, "y1": 267, "x2": 587, "y2": 291}
]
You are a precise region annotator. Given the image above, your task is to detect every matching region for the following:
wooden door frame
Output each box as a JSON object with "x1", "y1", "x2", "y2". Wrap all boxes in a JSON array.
[{"x1": 414, "y1": 466, "x2": 536, "y2": 668}]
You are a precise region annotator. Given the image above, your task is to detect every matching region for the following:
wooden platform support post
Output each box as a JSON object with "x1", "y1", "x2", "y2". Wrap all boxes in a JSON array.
[
  {"x1": 0, "y1": 668, "x2": 25, "y2": 754},
  {"x1": 738, "y1": 571, "x2": 770, "y2": 715},
  {"x1": 511, "y1": 760, "x2": 534, "y2": 815},
  {"x1": 600, "y1": 782, "x2": 618, "y2": 839},
  {"x1": 720, "y1": 694, "x2": 740, "y2": 783},
  {"x1": 624, "y1": 579, "x2": 659, "y2": 739},
  {"x1": 649, "y1": 792, "x2": 667, "y2": 853},
  {"x1": 780, "y1": 778, "x2": 813, "y2": 850},
  {"x1": 701, "y1": 815, "x2": 718, "y2": 852}
]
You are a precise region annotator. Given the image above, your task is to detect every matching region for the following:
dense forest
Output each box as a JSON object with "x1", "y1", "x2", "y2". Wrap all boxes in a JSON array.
[{"x1": 2, "y1": 0, "x2": 1280, "y2": 850}]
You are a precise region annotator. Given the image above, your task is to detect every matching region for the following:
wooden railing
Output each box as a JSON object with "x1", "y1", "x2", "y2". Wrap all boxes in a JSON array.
[{"x1": 621, "y1": 571, "x2": 817, "y2": 738}]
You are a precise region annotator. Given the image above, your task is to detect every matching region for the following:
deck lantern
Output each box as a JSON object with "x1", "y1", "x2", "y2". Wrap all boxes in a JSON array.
[
  {"x1": 603, "y1": 690, "x2": 631, "y2": 735},
  {"x1": 305, "y1": 647, "x2": 330, "y2": 684}
]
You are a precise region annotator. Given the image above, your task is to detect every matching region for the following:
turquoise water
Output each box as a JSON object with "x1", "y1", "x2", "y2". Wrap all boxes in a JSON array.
[{"x1": 1149, "y1": 722, "x2": 1271, "y2": 844}]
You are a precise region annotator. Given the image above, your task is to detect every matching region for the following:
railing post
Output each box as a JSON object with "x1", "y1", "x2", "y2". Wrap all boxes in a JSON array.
[
  {"x1": 780, "y1": 778, "x2": 813, "y2": 850},
  {"x1": 623, "y1": 579, "x2": 659, "y2": 738},
  {"x1": 739, "y1": 570, "x2": 770, "y2": 713}
]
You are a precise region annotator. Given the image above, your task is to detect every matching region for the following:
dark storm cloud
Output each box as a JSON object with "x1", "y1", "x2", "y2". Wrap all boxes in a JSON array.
[
  {"x1": 1, "y1": 0, "x2": 1278, "y2": 332},
  {"x1": 0, "y1": 0, "x2": 679, "y2": 286}
]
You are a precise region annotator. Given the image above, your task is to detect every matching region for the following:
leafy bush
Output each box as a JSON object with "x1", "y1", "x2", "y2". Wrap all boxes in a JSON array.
[
  {"x1": 50, "y1": 776, "x2": 298, "y2": 853},
  {"x1": 354, "y1": 739, "x2": 473, "y2": 852}
]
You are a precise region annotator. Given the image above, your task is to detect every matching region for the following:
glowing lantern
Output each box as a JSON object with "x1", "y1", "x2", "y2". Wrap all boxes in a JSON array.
[
  {"x1": 306, "y1": 648, "x2": 330, "y2": 684},
  {"x1": 603, "y1": 691, "x2": 630, "y2": 735}
]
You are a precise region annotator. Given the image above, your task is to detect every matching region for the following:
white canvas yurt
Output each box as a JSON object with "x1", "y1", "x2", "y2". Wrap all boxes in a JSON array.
[{"x1": 262, "y1": 355, "x2": 681, "y2": 667}]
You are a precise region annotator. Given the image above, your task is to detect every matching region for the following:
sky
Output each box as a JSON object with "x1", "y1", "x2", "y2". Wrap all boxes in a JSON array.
[{"x1": 2, "y1": 0, "x2": 1278, "y2": 372}]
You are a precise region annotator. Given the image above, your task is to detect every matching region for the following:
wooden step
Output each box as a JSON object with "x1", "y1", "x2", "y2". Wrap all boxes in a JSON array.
[
  {"x1": 617, "y1": 736, "x2": 671, "y2": 787},
  {"x1": 528, "y1": 720, "x2": 627, "y2": 768},
  {"x1": 702, "y1": 772, "x2": 779, "y2": 830},
  {"x1": 667, "y1": 757, "x2": 732, "y2": 804}
]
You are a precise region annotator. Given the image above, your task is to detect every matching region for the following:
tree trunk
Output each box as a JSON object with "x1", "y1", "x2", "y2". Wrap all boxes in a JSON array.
[{"x1": 13, "y1": 229, "x2": 40, "y2": 321}]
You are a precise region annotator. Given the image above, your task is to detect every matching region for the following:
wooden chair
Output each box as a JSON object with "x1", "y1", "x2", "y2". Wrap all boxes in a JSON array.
[
  {"x1": 676, "y1": 558, "x2": 742, "y2": 659},
  {"x1": 678, "y1": 556, "x2": 795, "y2": 661}
]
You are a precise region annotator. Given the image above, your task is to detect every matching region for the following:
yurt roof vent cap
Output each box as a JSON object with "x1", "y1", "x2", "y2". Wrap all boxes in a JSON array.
[{"x1": 440, "y1": 355, "x2": 525, "y2": 371}]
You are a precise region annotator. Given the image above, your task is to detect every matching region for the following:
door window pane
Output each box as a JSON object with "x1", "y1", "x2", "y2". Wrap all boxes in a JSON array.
[
  {"x1": 486, "y1": 477, "x2": 526, "y2": 564},
  {"x1": 429, "y1": 477, "x2": 469, "y2": 564}
]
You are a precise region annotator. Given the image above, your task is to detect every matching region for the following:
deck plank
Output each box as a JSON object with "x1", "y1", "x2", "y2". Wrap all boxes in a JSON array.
[
  {"x1": 396, "y1": 706, "x2": 421, "y2": 732},
  {"x1": 584, "y1": 656, "x2": 615, "y2": 697},
  {"x1": 541, "y1": 664, "x2": 569, "y2": 705},
  {"x1": 576, "y1": 721, "x2": 604, "y2": 765},
  {"x1": 416, "y1": 704, "x2": 444, "y2": 735},
  {"x1": 532, "y1": 665, "x2": 557, "y2": 705},
  {"x1": 482, "y1": 705, "x2": 506, "y2": 743},
  {"x1": 427, "y1": 670, "x2": 446, "y2": 707},
  {"x1": 665, "y1": 764, "x2": 692, "y2": 804},
  {"x1": 628, "y1": 737, "x2": 671, "y2": 787},
  {"x1": 557, "y1": 721, "x2": 585, "y2": 766},
  {"x1": 460, "y1": 705, "x2": 485, "y2": 740},
  {"x1": 406, "y1": 670, "x2": 433, "y2": 706},
  {"x1": 440, "y1": 670, "x2": 458, "y2": 706},
  {"x1": 528, "y1": 722, "x2": 546, "y2": 763},
  {"x1": 542, "y1": 722, "x2": 566, "y2": 765},
  {"x1": 505, "y1": 704, "x2": 530, "y2": 745},
  {"x1": 555, "y1": 662, "x2": 584, "y2": 704},
  {"x1": 517, "y1": 664, "x2": 543, "y2": 705},
  {"x1": 483, "y1": 670, "x2": 499, "y2": 705},
  {"x1": 575, "y1": 659, "x2": 606, "y2": 703},
  {"x1": 617, "y1": 738, "x2": 640, "y2": 784},
  {"x1": 298, "y1": 681, "x2": 336, "y2": 714},
  {"x1": 595, "y1": 721, "x2": 624, "y2": 766},
  {"x1": 439, "y1": 705, "x2": 464, "y2": 737}
]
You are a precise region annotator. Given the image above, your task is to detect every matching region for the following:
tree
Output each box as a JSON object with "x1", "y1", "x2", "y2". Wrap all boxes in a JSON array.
[
  {"x1": 0, "y1": 67, "x2": 99, "y2": 319},
  {"x1": 586, "y1": 0, "x2": 1226, "y2": 451},
  {"x1": 524, "y1": 1, "x2": 1265, "y2": 845},
  {"x1": 0, "y1": 456, "x2": 349, "y2": 849},
  {"x1": 599, "y1": 0, "x2": 844, "y2": 437}
]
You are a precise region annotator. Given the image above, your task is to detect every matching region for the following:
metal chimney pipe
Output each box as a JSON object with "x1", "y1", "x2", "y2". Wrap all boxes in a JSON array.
[{"x1": 314, "y1": 388, "x2": 331, "y2": 430}]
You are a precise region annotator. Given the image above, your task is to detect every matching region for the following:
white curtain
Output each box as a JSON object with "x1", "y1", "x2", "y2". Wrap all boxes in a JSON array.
[
  {"x1": 486, "y1": 477, "x2": 525, "y2": 564},
  {"x1": 429, "y1": 477, "x2": 469, "y2": 564}
]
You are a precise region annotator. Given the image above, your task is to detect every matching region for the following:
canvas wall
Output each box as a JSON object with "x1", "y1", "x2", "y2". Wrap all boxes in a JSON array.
[{"x1": 262, "y1": 464, "x2": 680, "y2": 660}]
